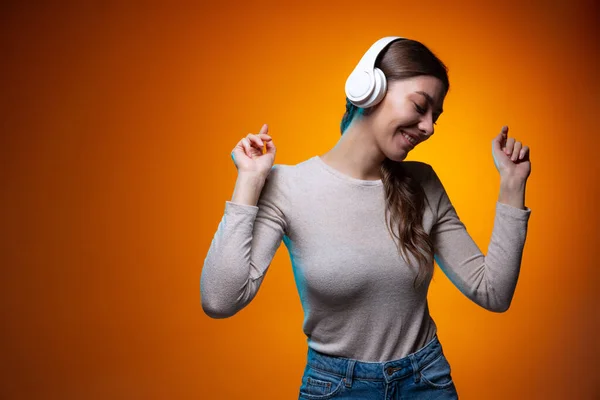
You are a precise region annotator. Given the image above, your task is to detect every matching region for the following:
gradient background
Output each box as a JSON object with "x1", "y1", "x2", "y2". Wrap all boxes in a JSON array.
[{"x1": 1, "y1": 1, "x2": 598, "y2": 399}]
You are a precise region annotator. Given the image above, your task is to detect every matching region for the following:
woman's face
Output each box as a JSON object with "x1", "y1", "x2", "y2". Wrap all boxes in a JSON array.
[{"x1": 369, "y1": 75, "x2": 446, "y2": 161}]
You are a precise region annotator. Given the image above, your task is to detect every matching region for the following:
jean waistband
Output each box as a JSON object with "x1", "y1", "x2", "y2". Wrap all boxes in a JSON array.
[{"x1": 306, "y1": 334, "x2": 443, "y2": 382}]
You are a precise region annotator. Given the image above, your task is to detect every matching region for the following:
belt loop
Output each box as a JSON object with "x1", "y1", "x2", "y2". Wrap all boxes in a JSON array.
[
  {"x1": 409, "y1": 354, "x2": 421, "y2": 383},
  {"x1": 345, "y1": 359, "x2": 356, "y2": 388}
]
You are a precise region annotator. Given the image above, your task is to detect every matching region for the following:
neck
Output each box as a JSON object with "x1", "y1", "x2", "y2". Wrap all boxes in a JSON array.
[{"x1": 320, "y1": 120, "x2": 386, "y2": 181}]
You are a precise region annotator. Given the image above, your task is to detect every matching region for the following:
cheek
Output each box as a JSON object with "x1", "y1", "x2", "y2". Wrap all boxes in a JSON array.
[
  {"x1": 397, "y1": 112, "x2": 420, "y2": 127},
  {"x1": 380, "y1": 127, "x2": 407, "y2": 151},
  {"x1": 374, "y1": 124, "x2": 397, "y2": 142}
]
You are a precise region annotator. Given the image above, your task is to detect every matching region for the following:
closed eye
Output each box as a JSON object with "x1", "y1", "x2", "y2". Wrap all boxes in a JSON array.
[{"x1": 414, "y1": 103, "x2": 437, "y2": 125}]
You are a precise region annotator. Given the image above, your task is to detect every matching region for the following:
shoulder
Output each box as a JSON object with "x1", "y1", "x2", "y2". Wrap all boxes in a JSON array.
[
  {"x1": 400, "y1": 161, "x2": 446, "y2": 199},
  {"x1": 266, "y1": 156, "x2": 315, "y2": 185},
  {"x1": 261, "y1": 161, "x2": 301, "y2": 203},
  {"x1": 400, "y1": 160, "x2": 434, "y2": 183},
  {"x1": 265, "y1": 162, "x2": 296, "y2": 185},
  {"x1": 259, "y1": 159, "x2": 313, "y2": 216},
  {"x1": 263, "y1": 164, "x2": 289, "y2": 192}
]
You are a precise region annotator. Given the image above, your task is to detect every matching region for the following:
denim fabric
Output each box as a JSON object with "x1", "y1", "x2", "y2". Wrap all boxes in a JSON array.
[{"x1": 298, "y1": 334, "x2": 458, "y2": 399}]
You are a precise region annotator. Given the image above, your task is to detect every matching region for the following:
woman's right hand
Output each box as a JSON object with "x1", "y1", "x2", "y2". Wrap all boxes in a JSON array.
[{"x1": 231, "y1": 123, "x2": 276, "y2": 178}]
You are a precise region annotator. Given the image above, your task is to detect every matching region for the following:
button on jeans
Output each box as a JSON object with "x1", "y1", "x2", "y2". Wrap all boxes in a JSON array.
[{"x1": 298, "y1": 334, "x2": 459, "y2": 399}]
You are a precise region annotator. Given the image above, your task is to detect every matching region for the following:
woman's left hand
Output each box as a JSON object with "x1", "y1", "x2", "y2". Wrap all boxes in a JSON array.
[{"x1": 492, "y1": 125, "x2": 531, "y2": 182}]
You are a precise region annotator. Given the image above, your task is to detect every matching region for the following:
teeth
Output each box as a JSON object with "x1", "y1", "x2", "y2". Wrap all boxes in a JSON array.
[{"x1": 402, "y1": 132, "x2": 417, "y2": 145}]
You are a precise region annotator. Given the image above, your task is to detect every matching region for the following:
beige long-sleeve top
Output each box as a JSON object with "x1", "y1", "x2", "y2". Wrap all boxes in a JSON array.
[{"x1": 200, "y1": 155, "x2": 531, "y2": 362}]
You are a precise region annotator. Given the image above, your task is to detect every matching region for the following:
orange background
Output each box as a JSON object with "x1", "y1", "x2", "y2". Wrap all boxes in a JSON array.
[{"x1": 1, "y1": 1, "x2": 598, "y2": 399}]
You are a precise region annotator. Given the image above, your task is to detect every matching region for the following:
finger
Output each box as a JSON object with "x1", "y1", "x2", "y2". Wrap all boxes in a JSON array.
[
  {"x1": 500, "y1": 125, "x2": 508, "y2": 144},
  {"x1": 233, "y1": 141, "x2": 244, "y2": 156},
  {"x1": 259, "y1": 123, "x2": 269, "y2": 136},
  {"x1": 511, "y1": 141, "x2": 522, "y2": 161},
  {"x1": 265, "y1": 139, "x2": 276, "y2": 155},
  {"x1": 246, "y1": 133, "x2": 264, "y2": 148},
  {"x1": 257, "y1": 133, "x2": 272, "y2": 143},
  {"x1": 519, "y1": 145, "x2": 529, "y2": 160},
  {"x1": 504, "y1": 137, "x2": 515, "y2": 156},
  {"x1": 242, "y1": 138, "x2": 252, "y2": 156},
  {"x1": 492, "y1": 125, "x2": 508, "y2": 151}
]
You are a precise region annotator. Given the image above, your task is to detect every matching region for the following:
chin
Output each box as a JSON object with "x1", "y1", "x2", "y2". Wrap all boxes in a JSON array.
[{"x1": 385, "y1": 151, "x2": 408, "y2": 162}]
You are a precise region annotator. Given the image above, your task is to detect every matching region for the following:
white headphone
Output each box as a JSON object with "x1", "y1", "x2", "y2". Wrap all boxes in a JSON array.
[{"x1": 345, "y1": 36, "x2": 405, "y2": 109}]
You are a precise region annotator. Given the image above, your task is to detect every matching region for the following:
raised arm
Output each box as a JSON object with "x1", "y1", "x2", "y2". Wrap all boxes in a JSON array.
[
  {"x1": 427, "y1": 165, "x2": 531, "y2": 313},
  {"x1": 201, "y1": 166, "x2": 288, "y2": 318},
  {"x1": 200, "y1": 124, "x2": 288, "y2": 318}
]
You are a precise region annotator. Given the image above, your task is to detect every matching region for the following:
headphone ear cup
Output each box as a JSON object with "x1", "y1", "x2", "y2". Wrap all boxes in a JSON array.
[
  {"x1": 362, "y1": 68, "x2": 387, "y2": 108},
  {"x1": 346, "y1": 70, "x2": 372, "y2": 101},
  {"x1": 346, "y1": 71, "x2": 375, "y2": 107}
]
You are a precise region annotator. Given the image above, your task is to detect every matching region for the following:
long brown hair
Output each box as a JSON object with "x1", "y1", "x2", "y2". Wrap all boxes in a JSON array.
[{"x1": 340, "y1": 39, "x2": 450, "y2": 289}]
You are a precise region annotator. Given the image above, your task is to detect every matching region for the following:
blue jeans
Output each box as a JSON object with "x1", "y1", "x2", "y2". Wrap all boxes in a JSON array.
[{"x1": 298, "y1": 334, "x2": 459, "y2": 399}]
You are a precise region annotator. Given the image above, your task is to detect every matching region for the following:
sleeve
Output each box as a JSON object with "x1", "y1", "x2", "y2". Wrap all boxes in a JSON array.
[
  {"x1": 427, "y1": 165, "x2": 532, "y2": 313},
  {"x1": 200, "y1": 165, "x2": 289, "y2": 318}
]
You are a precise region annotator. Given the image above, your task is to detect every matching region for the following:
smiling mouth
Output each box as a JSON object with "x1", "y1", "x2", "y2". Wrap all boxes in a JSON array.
[{"x1": 400, "y1": 131, "x2": 418, "y2": 147}]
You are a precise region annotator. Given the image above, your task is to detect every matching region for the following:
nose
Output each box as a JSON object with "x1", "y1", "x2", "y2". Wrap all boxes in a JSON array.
[{"x1": 417, "y1": 113, "x2": 435, "y2": 137}]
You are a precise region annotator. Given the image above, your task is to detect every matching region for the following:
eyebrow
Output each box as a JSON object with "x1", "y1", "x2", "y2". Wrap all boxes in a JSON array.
[{"x1": 415, "y1": 91, "x2": 443, "y2": 114}]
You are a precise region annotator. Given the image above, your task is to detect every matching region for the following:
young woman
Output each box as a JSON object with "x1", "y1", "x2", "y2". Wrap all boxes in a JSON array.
[{"x1": 201, "y1": 37, "x2": 532, "y2": 399}]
